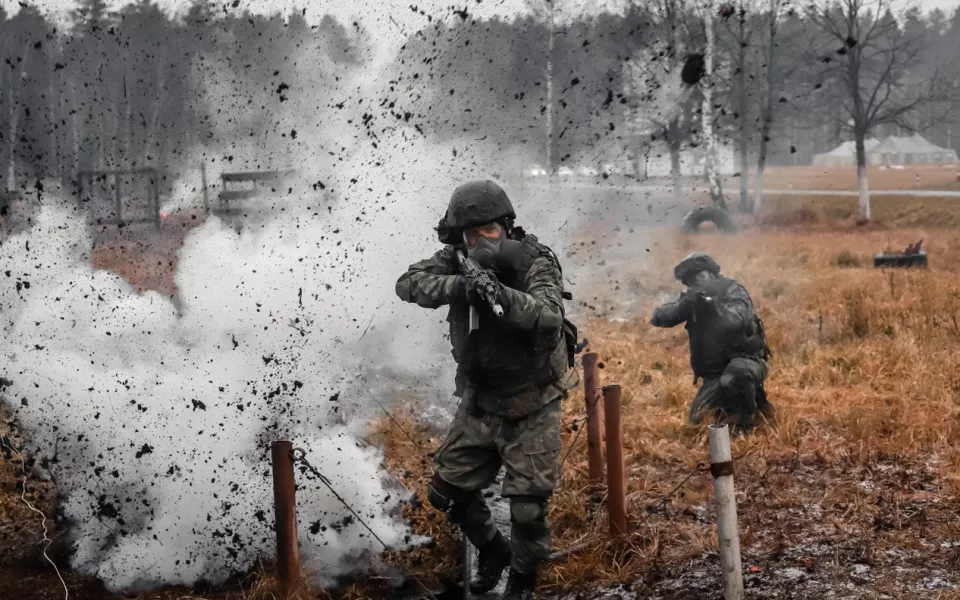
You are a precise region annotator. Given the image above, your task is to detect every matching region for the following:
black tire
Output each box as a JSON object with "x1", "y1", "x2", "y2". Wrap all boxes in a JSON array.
[{"x1": 681, "y1": 205, "x2": 737, "y2": 233}]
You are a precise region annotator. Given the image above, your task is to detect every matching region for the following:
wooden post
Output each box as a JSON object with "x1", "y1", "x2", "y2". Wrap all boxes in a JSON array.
[
  {"x1": 602, "y1": 384, "x2": 627, "y2": 536},
  {"x1": 271, "y1": 441, "x2": 301, "y2": 598},
  {"x1": 708, "y1": 425, "x2": 744, "y2": 600},
  {"x1": 582, "y1": 352, "x2": 604, "y2": 484},
  {"x1": 114, "y1": 173, "x2": 122, "y2": 224},
  {"x1": 200, "y1": 162, "x2": 210, "y2": 213}
]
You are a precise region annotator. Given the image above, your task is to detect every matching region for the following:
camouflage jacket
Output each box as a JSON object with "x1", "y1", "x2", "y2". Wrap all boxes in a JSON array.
[{"x1": 396, "y1": 241, "x2": 574, "y2": 418}]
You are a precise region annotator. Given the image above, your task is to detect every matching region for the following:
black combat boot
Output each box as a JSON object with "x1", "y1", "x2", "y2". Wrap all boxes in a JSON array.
[
  {"x1": 470, "y1": 530, "x2": 512, "y2": 594},
  {"x1": 501, "y1": 569, "x2": 537, "y2": 600}
]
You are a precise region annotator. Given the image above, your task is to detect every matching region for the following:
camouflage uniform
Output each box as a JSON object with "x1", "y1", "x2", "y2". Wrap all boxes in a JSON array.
[
  {"x1": 396, "y1": 180, "x2": 575, "y2": 598},
  {"x1": 651, "y1": 253, "x2": 773, "y2": 430}
]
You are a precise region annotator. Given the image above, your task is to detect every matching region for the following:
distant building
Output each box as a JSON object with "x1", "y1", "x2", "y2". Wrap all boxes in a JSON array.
[{"x1": 812, "y1": 135, "x2": 957, "y2": 167}]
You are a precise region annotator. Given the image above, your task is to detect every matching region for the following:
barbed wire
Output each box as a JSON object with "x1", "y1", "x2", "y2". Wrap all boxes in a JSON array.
[
  {"x1": 0, "y1": 436, "x2": 68, "y2": 600},
  {"x1": 290, "y1": 447, "x2": 440, "y2": 600}
]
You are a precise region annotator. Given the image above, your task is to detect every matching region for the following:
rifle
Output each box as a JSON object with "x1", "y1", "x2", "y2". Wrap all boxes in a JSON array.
[{"x1": 455, "y1": 250, "x2": 504, "y2": 332}]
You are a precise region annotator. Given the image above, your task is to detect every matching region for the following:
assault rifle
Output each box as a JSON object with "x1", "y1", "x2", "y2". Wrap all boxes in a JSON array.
[{"x1": 455, "y1": 250, "x2": 504, "y2": 332}]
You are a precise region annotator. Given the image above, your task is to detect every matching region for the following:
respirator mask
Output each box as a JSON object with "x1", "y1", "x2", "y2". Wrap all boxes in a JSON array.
[{"x1": 463, "y1": 222, "x2": 504, "y2": 269}]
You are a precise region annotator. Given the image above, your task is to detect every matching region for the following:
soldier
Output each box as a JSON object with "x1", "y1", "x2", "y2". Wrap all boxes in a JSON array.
[
  {"x1": 650, "y1": 252, "x2": 773, "y2": 433},
  {"x1": 396, "y1": 180, "x2": 576, "y2": 600}
]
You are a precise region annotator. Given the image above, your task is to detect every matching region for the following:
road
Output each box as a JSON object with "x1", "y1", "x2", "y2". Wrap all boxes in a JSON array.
[
  {"x1": 753, "y1": 188, "x2": 960, "y2": 197},
  {"x1": 519, "y1": 179, "x2": 960, "y2": 197}
]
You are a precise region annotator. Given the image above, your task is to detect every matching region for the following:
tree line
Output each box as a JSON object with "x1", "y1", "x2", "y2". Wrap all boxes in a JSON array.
[{"x1": 2, "y1": 0, "x2": 959, "y2": 221}]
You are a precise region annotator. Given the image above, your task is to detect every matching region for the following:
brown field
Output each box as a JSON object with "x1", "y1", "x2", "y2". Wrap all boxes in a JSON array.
[
  {"x1": 6, "y1": 176, "x2": 960, "y2": 598},
  {"x1": 735, "y1": 164, "x2": 960, "y2": 192}
]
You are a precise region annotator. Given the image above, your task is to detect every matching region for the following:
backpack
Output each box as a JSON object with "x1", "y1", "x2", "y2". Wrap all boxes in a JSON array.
[{"x1": 539, "y1": 242, "x2": 585, "y2": 368}]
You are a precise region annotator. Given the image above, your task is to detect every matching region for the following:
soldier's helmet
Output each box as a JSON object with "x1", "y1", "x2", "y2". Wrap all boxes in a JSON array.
[
  {"x1": 437, "y1": 180, "x2": 516, "y2": 244},
  {"x1": 673, "y1": 252, "x2": 721, "y2": 282},
  {"x1": 446, "y1": 180, "x2": 515, "y2": 229}
]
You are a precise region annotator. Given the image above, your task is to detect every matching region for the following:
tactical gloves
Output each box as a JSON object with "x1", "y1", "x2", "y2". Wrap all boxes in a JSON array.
[{"x1": 452, "y1": 273, "x2": 511, "y2": 314}]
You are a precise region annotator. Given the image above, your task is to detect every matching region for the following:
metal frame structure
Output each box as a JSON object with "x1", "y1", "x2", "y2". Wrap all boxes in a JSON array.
[
  {"x1": 76, "y1": 167, "x2": 162, "y2": 230},
  {"x1": 213, "y1": 169, "x2": 296, "y2": 216}
]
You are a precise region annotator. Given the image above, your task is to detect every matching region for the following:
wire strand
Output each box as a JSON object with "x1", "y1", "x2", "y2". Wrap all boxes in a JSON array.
[
  {"x1": 291, "y1": 447, "x2": 440, "y2": 600},
  {"x1": 1, "y1": 437, "x2": 68, "y2": 600}
]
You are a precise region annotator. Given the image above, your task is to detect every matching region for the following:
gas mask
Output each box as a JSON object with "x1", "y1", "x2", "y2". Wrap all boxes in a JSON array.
[
  {"x1": 463, "y1": 222, "x2": 525, "y2": 272},
  {"x1": 684, "y1": 270, "x2": 715, "y2": 290},
  {"x1": 463, "y1": 222, "x2": 505, "y2": 269}
]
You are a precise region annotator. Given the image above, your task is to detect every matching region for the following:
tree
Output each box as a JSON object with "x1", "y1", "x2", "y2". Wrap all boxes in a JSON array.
[
  {"x1": 718, "y1": 0, "x2": 758, "y2": 212},
  {"x1": 525, "y1": 0, "x2": 559, "y2": 184},
  {"x1": 806, "y1": 0, "x2": 956, "y2": 222},
  {"x1": 750, "y1": 0, "x2": 807, "y2": 213},
  {"x1": 700, "y1": 0, "x2": 726, "y2": 208}
]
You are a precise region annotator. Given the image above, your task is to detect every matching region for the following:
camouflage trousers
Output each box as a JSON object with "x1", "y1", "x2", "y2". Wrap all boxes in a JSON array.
[
  {"x1": 690, "y1": 356, "x2": 772, "y2": 429},
  {"x1": 432, "y1": 398, "x2": 561, "y2": 575}
]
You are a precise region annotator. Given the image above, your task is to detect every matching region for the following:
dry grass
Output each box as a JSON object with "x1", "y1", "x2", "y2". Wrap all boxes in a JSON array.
[
  {"x1": 758, "y1": 193, "x2": 960, "y2": 228},
  {"x1": 89, "y1": 211, "x2": 206, "y2": 296},
  {"x1": 738, "y1": 164, "x2": 960, "y2": 192}
]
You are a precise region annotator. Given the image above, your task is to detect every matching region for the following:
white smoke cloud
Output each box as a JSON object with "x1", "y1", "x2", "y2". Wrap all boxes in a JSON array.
[
  {"x1": 0, "y1": 93, "x2": 558, "y2": 594},
  {"x1": 0, "y1": 198, "x2": 437, "y2": 590},
  {"x1": 0, "y1": 3, "x2": 638, "y2": 592}
]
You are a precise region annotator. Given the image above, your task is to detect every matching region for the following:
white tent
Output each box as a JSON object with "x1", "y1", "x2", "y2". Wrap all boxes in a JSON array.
[
  {"x1": 813, "y1": 135, "x2": 957, "y2": 167},
  {"x1": 868, "y1": 134, "x2": 958, "y2": 166},
  {"x1": 812, "y1": 138, "x2": 880, "y2": 167}
]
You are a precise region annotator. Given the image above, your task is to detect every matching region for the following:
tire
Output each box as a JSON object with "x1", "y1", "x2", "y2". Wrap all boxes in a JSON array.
[{"x1": 681, "y1": 205, "x2": 737, "y2": 233}]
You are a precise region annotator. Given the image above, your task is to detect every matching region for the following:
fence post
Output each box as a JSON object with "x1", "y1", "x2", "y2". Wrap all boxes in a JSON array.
[
  {"x1": 708, "y1": 425, "x2": 744, "y2": 600},
  {"x1": 271, "y1": 441, "x2": 301, "y2": 598},
  {"x1": 582, "y1": 352, "x2": 604, "y2": 484},
  {"x1": 602, "y1": 384, "x2": 627, "y2": 536},
  {"x1": 200, "y1": 162, "x2": 210, "y2": 213}
]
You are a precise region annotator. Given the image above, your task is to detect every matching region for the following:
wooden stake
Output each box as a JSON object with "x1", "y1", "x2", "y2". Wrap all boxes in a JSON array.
[
  {"x1": 602, "y1": 384, "x2": 627, "y2": 536},
  {"x1": 271, "y1": 441, "x2": 301, "y2": 598},
  {"x1": 708, "y1": 424, "x2": 744, "y2": 600},
  {"x1": 582, "y1": 352, "x2": 604, "y2": 484}
]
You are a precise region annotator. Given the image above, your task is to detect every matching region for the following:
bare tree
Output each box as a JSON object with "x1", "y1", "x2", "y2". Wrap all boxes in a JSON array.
[
  {"x1": 719, "y1": 0, "x2": 758, "y2": 212},
  {"x1": 622, "y1": 32, "x2": 690, "y2": 205},
  {"x1": 655, "y1": 0, "x2": 690, "y2": 206},
  {"x1": 525, "y1": 0, "x2": 558, "y2": 188},
  {"x1": 701, "y1": 0, "x2": 726, "y2": 208},
  {"x1": 806, "y1": 0, "x2": 955, "y2": 222},
  {"x1": 751, "y1": 0, "x2": 806, "y2": 213}
]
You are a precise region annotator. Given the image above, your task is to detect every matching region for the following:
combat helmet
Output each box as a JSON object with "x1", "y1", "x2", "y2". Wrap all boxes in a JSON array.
[
  {"x1": 436, "y1": 180, "x2": 516, "y2": 244},
  {"x1": 673, "y1": 252, "x2": 721, "y2": 282}
]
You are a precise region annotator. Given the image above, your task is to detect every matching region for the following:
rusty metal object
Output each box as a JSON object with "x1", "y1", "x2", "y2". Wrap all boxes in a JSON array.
[
  {"x1": 710, "y1": 460, "x2": 734, "y2": 478},
  {"x1": 602, "y1": 385, "x2": 628, "y2": 536},
  {"x1": 874, "y1": 239, "x2": 928, "y2": 268},
  {"x1": 582, "y1": 352, "x2": 604, "y2": 484},
  {"x1": 271, "y1": 441, "x2": 301, "y2": 598}
]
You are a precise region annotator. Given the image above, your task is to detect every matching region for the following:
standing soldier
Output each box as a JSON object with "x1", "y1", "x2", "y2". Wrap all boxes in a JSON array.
[
  {"x1": 651, "y1": 252, "x2": 773, "y2": 433},
  {"x1": 396, "y1": 180, "x2": 577, "y2": 600}
]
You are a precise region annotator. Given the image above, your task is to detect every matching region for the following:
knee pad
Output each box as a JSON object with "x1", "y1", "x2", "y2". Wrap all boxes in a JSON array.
[
  {"x1": 719, "y1": 372, "x2": 738, "y2": 391},
  {"x1": 510, "y1": 497, "x2": 546, "y2": 532}
]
